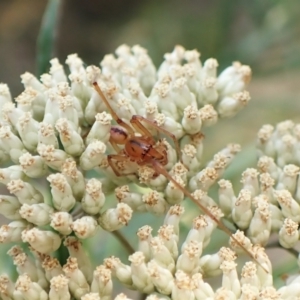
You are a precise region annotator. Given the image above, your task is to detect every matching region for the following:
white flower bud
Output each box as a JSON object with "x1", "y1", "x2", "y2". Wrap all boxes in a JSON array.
[
  {"x1": 192, "y1": 272, "x2": 214, "y2": 299},
  {"x1": 220, "y1": 260, "x2": 240, "y2": 298},
  {"x1": 6, "y1": 179, "x2": 43, "y2": 204},
  {"x1": 276, "y1": 164, "x2": 299, "y2": 195},
  {"x1": 86, "y1": 112, "x2": 112, "y2": 145},
  {"x1": 22, "y1": 228, "x2": 61, "y2": 254},
  {"x1": 64, "y1": 237, "x2": 93, "y2": 283},
  {"x1": 72, "y1": 216, "x2": 98, "y2": 239},
  {"x1": 137, "y1": 225, "x2": 153, "y2": 262},
  {"x1": 50, "y1": 212, "x2": 73, "y2": 235},
  {"x1": 159, "y1": 225, "x2": 179, "y2": 256},
  {"x1": 0, "y1": 83, "x2": 12, "y2": 107},
  {"x1": 91, "y1": 265, "x2": 112, "y2": 298},
  {"x1": 240, "y1": 168, "x2": 260, "y2": 198},
  {"x1": 50, "y1": 58, "x2": 68, "y2": 82},
  {"x1": 80, "y1": 140, "x2": 106, "y2": 170},
  {"x1": 49, "y1": 274, "x2": 70, "y2": 300},
  {"x1": 0, "y1": 195, "x2": 21, "y2": 220},
  {"x1": 63, "y1": 257, "x2": 90, "y2": 299},
  {"x1": 257, "y1": 156, "x2": 279, "y2": 182},
  {"x1": 19, "y1": 203, "x2": 53, "y2": 226},
  {"x1": 21, "y1": 72, "x2": 45, "y2": 92},
  {"x1": 0, "y1": 274, "x2": 14, "y2": 300},
  {"x1": 61, "y1": 159, "x2": 85, "y2": 201},
  {"x1": 104, "y1": 256, "x2": 133, "y2": 288},
  {"x1": 217, "y1": 91, "x2": 250, "y2": 118},
  {"x1": 129, "y1": 251, "x2": 154, "y2": 293},
  {"x1": 274, "y1": 190, "x2": 300, "y2": 222},
  {"x1": 164, "y1": 205, "x2": 184, "y2": 236},
  {"x1": 13, "y1": 273, "x2": 48, "y2": 300},
  {"x1": 189, "y1": 167, "x2": 218, "y2": 192},
  {"x1": 181, "y1": 144, "x2": 201, "y2": 176},
  {"x1": 55, "y1": 118, "x2": 84, "y2": 156},
  {"x1": 165, "y1": 175, "x2": 185, "y2": 205},
  {"x1": 38, "y1": 122, "x2": 59, "y2": 147},
  {"x1": 0, "y1": 165, "x2": 25, "y2": 184},
  {"x1": 16, "y1": 112, "x2": 39, "y2": 152},
  {"x1": 182, "y1": 105, "x2": 201, "y2": 135},
  {"x1": 279, "y1": 218, "x2": 299, "y2": 248},
  {"x1": 247, "y1": 200, "x2": 271, "y2": 246},
  {"x1": 148, "y1": 260, "x2": 174, "y2": 295},
  {"x1": 171, "y1": 270, "x2": 195, "y2": 300},
  {"x1": 218, "y1": 179, "x2": 235, "y2": 217},
  {"x1": 176, "y1": 240, "x2": 202, "y2": 274},
  {"x1": 116, "y1": 185, "x2": 146, "y2": 213},
  {"x1": 198, "y1": 77, "x2": 218, "y2": 106},
  {"x1": 19, "y1": 152, "x2": 48, "y2": 178},
  {"x1": 276, "y1": 134, "x2": 296, "y2": 168},
  {"x1": 150, "y1": 237, "x2": 175, "y2": 273},
  {"x1": 47, "y1": 173, "x2": 76, "y2": 211},
  {"x1": 232, "y1": 189, "x2": 253, "y2": 230},
  {"x1": 37, "y1": 143, "x2": 69, "y2": 171},
  {"x1": 199, "y1": 104, "x2": 218, "y2": 127},
  {"x1": 99, "y1": 203, "x2": 133, "y2": 231},
  {"x1": 82, "y1": 178, "x2": 105, "y2": 214},
  {"x1": 217, "y1": 61, "x2": 251, "y2": 95},
  {"x1": 241, "y1": 261, "x2": 260, "y2": 289},
  {"x1": 0, "y1": 125, "x2": 25, "y2": 163},
  {"x1": 0, "y1": 220, "x2": 29, "y2": 243}
]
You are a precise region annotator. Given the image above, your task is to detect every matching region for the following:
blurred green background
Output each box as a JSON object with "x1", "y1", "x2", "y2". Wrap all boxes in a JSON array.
[
  {"x1": 1, "y1": 0, "x2": 300, "y2": 157},
  {"x1": 1, "y1": 0, "x2": 300, "y2": 291}
]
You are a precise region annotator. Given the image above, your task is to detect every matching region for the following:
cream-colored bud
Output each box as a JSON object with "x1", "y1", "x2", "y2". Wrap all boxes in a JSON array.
[
  {"x1": 72, "y1": 216, "x2": 98, "y2": 239},
  {"x1": 50, "y1": 212, "x2": 73, "y2": 235},
  {"x1": 116, "y1": 185, "x2": 146, "y2": 213},
  {"x1": 64, "y1": 237, "x2": 93, "y2": 283},
  {"x1": 49, "y1": 274, "x2": 70, "y2": 300},
  {"x1": 0, "y1": 195, "x2": 21, "y2": 220},
  {"x1": 86, "y1": 112, "x2": 112, "y2": 145},
  {"x1": 176, "y1": 240, "x2": 202, "y2": 274},
  {"x1": 129, "y1": 251, "x2": 154, "y2": 294},
  {"x1": 99, "y1": 203, "x2": 133, "y2": 231},
  {"x1": 220, "y1": 260, "x2": 240, "y2": 297},
  {"x1": 0, "y1": 221, "x2": 29, "y2": 243},
  {"x1": 6, "y1": 179, "x2": 43, "y2": 205},
  {"x1": 47, "y1": 173, "x2": 76, "y2": 211},
  {"x1": 171, "y1": 270, "x2": 195, "y2": 300},
  {"x1": 217, "y1": 91, "x2": 250, "y2": 118},
  {"x1": 148, "y1": 260, "x2": 174, "y2": 295},
  {"x1": 150, "y1": 237, "x2": 175, "y2": 273},
  {"x1": 55, "y1": 118, "x2": 84, "y2": 156},
  {"x1": 104, "y1": 256, "x2": 133, "y2": 288},
  {"x1": 50, "y1": 58, "x2": 68, "y2": 82},
  {"x1": 19, "y1": 203, "x2": 53, "y2": 226},
  {"x1": 0, "y1": 125, "x2": 25, "y2": 163},
  {"x1": 91, "y1": 265, "x2": 112, "y2": 298},
  {"x1": 63, "y1": 257, "x2": 90, "y2": 299},
  {"x1": 82, "y1": 178, "x2": 105, "y2": 214},
  {"x1": 232, "y1": 189, "x2": 253, "y2": 229},
  {"x1": 279, "y1": 218, "x2": 299, "y2": 248},
  {"x1": 0, "y1": 165, "x2": 25, "y2": 184},
  {"x1": 22, "y1": 228, "x2": 61, "y2": 254},
  {"x1": 14, "y1": 273, "x2": 48, "y2": 300},
  {"x1": 19, "y1": 152, "x2": 48, "y2": 178},
  {"x1": 80, "y1": 140, "x2": 106, "y2": 170}
]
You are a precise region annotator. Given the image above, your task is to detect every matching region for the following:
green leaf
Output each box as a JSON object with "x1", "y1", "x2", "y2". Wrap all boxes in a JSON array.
[{"x1": 36, "y1": 0, "x2": 62, "y2": 77}]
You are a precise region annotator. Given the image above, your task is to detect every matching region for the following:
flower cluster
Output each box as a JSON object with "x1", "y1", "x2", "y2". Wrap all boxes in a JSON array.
[{"x1": 0, "y1": 44, "x2": 297, "y2": 299}]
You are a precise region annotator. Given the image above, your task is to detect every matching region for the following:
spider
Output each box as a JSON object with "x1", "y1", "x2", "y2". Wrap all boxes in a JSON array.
[{"x1": 92, "y1": 81, "x2": 268, "y2": 272}]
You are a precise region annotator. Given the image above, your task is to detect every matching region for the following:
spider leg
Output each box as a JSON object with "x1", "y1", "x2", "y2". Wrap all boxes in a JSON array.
[
  {"x1": 131, "y1": 115, "x2": 181, "y2": 162},
  {"x1": 150, "y1": 159, "x2": 268, "y2": 273},
  {"x1": 108, "y1": 154, "x2": 138, "y2": 177},
  {"x1": 93, "y1": 82, "x2": 134, "y2": 135}
]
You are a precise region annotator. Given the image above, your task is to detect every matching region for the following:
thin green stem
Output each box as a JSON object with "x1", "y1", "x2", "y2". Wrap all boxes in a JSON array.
[{"x1": 112, "y1": 230, "x2": 135, "y2": 255}]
